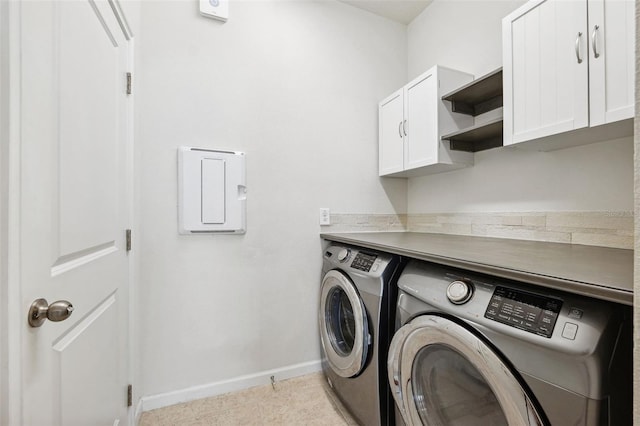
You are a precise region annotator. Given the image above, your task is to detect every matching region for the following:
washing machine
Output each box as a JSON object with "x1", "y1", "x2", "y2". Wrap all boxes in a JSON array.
[
  {"x1": 319, "y1": 243, "x2": 402, "y2": 426},
  {"x1": 388, "y1": 259, "x2": 632, "y2": 426}
]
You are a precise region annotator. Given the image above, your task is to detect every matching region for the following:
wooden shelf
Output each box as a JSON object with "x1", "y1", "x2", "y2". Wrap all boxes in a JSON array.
[
  {"x1": 442, "y1": 118, "x2": 503, "y2": 152},
  {"x1": 440, "y1": 68, "x2": 504, "y2": 152},
  {"x1": 442, "y1": 68, "x2": 503, "y2": 117}
]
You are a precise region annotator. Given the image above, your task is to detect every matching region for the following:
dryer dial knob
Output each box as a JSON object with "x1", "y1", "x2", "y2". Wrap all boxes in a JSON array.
[
  {"x1": 337, "y1": 248, "x2": 351, "y2": 262},
  {"x1": 447, "y1": 280, "x2": 473, "y2": 304}
]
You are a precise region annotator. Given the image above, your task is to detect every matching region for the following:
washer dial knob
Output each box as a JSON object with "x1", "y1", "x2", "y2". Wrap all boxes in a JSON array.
[
  {"x1": 337, "y1": 248, "x2": 351, "y2": 262},
  {"x1": 447, "y1": 280, "x2": 473, "y2": 304}
]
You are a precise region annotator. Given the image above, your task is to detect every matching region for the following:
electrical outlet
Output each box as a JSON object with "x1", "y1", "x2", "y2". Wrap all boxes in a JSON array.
[{"x1": 319, "y1": 208, "x2": 331, "y2": 226}]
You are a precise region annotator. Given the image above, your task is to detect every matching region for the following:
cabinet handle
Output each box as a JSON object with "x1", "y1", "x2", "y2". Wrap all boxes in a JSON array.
[
  {"x1": 403, "y1": 120, "x2": 407, "y2": 136},
  {"x1": 575, "y1": 32, "x2": 583, "y2": 64},
  {"x1": 398, "y1": 121, "x2": 403, "y2": 139},
  {"x1": 591, "y1": 25, "x2": 600, "y2": 58}
]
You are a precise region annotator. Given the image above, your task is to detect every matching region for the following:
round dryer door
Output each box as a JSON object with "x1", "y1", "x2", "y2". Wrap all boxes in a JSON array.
[
  {"x1": 388, "y1": 315, "x2": 547, "y2": 426},
  {"x1": 319, "y1": 270, "x2": 370, "y2": 378}
]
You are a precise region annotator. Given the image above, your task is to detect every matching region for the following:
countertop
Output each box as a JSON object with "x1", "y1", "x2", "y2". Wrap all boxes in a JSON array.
[{"x1": 320, "y1": 232, "x2": 633, "y2": 305}]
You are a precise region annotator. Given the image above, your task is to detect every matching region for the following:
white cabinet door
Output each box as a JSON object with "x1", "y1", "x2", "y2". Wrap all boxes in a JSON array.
[
  {"x1": 17, "y1": 0, "x2": 132, "y2": 425},
  {"x1": 378, "y1": 89, "x2": 404, "y2": 176},
  {"x1": 503, "y1": 0, "x2": 589, "y2": 146},
  {"x1": 404, "y1": 72, "x2": 438, "y2": 170},
  {"x1": 588, "y1": 0, "x2": 635, "y2": 126},
  {"x1": 378, "y1": 66, "x2": 473, "y2": 177}
]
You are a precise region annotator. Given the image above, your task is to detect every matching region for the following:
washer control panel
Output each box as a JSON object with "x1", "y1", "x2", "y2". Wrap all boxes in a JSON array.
[
  {"x1": 350, "y1": 251, "x2": 378, "y2": 272},
  {"x1": 484, "y1": 286, "x2": 563, "y2": 338},
  {"x1": 323, "y1": 244, "x2": 395, "y2": 277}
]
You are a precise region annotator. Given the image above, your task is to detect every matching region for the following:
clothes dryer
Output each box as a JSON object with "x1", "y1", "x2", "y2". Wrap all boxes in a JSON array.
[
  {"x1": 388, "y1": 259, "x2": 631, "y2": 426},
  {"x1": 319, "y1": 243, "x2": 402, "y2": 426}
]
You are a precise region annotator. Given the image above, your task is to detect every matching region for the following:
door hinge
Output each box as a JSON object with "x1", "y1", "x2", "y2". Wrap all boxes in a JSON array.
[
  {"x1": 126, "y1": 72, "x2": 132, "y2": 95},
  {"x1": 127, "y1": 384, "x2": 133, "y2": 407},
  {"x1": 126, "y1": 229, "x2": 132, "y2": 252}
]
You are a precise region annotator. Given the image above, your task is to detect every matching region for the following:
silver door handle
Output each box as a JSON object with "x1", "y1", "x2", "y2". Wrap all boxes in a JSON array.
[
  {"x1": 28, "y1": 298, "x2": 74, "y2": 327},
  {"x1": 403, "y1": 120, "x2": 407, "y2": 136},
  {"x1": 398, "y1": 121, "x2": 403, "y2": 138},
  {"x1": 591, "y1": 25, "x2": 600, "y2": 58},
  {"x1": 575, "y1": 32, "x2": 583, "y2": 64}
]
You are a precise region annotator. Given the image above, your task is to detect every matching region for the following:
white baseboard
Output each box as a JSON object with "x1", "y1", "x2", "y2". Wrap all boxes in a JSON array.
[
  {"x1": 140, "y1": 359, "x2": 322, "y2": 412},
  {"x1": 133, "y1": 398, "x2": 144, "y2": 425}
]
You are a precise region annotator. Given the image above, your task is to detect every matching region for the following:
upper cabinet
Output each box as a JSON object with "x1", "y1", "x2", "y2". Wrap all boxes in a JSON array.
[
  {"x1": 379, "y1": 66, "x2": 474, "y2": 178},
  {"x1": 588, "y1": 0, "x2": 635, "y2": 126},
  {"x1": 379, "y1": 88, "x2": 405, "y2": 175},
  {"x1": 502, "y1": 0, "x2": 634, "y2": 150}
]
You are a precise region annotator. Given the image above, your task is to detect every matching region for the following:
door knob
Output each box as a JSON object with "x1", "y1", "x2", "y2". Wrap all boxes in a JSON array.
[{"x1": 28, "y1": 298, "x2": 74, "y2": 327}]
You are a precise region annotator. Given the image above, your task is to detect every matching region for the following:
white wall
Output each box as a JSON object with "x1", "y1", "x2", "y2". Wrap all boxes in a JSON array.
[
  {"x1": 0, "y1": 1, "x2": 8, "y2": 423},
  {"x1": 406, "y1": 0, "x2": 634, "y2": 214},
  {"x1": 408, "y1": 137, "x2": 634, "y2": 213},
  {"x1": 136, "y1": 0, "x2": 407, "y2": 398},
  {"x1": 408, "y1": 0, "x2": 524, "y2": 80}
]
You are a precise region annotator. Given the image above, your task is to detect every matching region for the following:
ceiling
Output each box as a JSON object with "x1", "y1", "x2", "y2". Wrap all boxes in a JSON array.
[{"x1": 338, "y1": 0, "x2": 433, "y2": 24}]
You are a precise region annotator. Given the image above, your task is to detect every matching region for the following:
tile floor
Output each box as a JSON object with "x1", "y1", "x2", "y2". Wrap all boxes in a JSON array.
[{"x1": 139, "y1": 373, "x2": 358, "y2": 426}]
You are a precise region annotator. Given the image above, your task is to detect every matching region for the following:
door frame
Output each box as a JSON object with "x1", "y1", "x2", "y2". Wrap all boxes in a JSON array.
[
  {"x1": 0, "y1": 1, "x2": 136, "y2": 423},
  {"x1": 1, "y1": 0, "x2": 23, "y2": 424}
]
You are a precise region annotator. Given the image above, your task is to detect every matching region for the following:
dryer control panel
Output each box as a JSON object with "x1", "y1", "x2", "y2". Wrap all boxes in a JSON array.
[
  {"x1": 351, "y1": 252, "x2": 378, "y2": 272},
  {"x1": 485, "y1": 286, "x2": 562, "y2": 338}
]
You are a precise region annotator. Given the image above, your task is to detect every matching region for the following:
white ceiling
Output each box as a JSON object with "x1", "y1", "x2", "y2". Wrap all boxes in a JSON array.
[{"x1": 338, "y1": 0, "x2": 433, "y2": 24}]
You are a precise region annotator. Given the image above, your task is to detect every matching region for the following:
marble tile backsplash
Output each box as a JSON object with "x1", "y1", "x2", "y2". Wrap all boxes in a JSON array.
[
  {"x1": 322, "y1": 213, "x2": 408, "y2": 233},
  {"x1": 323, "y1": 212, "x2": 633, "y2": 250}
]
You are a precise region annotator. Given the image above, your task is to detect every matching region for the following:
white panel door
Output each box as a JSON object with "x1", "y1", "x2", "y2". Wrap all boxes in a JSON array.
[
  {"x1": 503, "y1": 0, "x2": 588, "y2": 146},
  {"x1": 404, "y1": 72, "x2": 438, "y2": 169},
  {"x1": 19, "y1": 0, "x2": 131, "y2": 425},
  {"x1": 588, "y1": 0, "x2": 635, "y2": 126},
  {"x1": 378, "y1": 89, "x2": 404, "y2": 176}
]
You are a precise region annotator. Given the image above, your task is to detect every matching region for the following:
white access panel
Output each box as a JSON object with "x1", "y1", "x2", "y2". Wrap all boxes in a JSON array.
[
  {"x1": 201, "y1": 158, "x2": 225, "y2": 224},
  {"x1": 178, "y1": 147, "x2": 246, "y2": 234}
]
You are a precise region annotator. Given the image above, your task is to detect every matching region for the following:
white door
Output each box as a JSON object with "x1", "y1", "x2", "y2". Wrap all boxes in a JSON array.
[
  {"x1": 588, "y1": 0, "x2": 635, "y2": 126},
  {"x1": 378, "y1": 89, "x2": 404, "y2": 176},
  {"x1": 18, "y1": 0, "x2": 132, "y2": 425},
  {"x1": 404, "y1": 72, "x2": 438, "y2": 169},
  {"x1": 503, "y1": 0, "x2": 589, "y2": 146}
]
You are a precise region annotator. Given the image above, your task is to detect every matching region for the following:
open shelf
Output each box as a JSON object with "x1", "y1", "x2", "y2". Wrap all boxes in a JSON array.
[
  {"x1": 442, "y1": 117, "x2": 503, "y2": 152},
  {"x1": 442, "y1": 68, "x2": 503, "y2": 117},
  {"x1": 441, "y1": 68, "x2": 504, "y2": 152}
]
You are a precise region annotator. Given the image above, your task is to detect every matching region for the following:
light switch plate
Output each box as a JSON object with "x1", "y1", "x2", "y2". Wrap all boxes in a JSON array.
[{"x1": 319, "y1": 208, "x2": 331, "y2": 226}]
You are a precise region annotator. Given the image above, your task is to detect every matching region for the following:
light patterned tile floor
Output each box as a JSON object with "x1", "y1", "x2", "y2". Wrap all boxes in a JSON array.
[{"x1": 139, "y1": 373, "x2": 359, "y2": 426}]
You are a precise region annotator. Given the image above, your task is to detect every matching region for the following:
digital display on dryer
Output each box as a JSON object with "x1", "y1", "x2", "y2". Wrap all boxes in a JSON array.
[
  {"x1": 351, "y1": 252, "x2": 377, "y2": 272},
  {"x1": 484, "y1": 286, "x2": 562, "y2": 338}
]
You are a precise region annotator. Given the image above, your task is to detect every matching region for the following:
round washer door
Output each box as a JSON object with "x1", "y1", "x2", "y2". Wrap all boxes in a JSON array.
[
  {"x1": 319, "y1": 270, "x2": 370, "y2": 378},
  {"x1": 388, "y1": 315, "x2": 546, "y2": 426}
]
